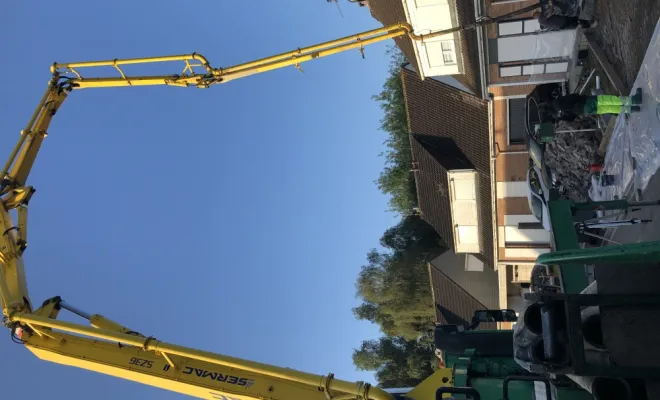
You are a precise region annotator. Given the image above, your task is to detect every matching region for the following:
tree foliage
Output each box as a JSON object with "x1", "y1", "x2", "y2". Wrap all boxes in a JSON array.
[
  {"x1": 353, "y1": 215, "x2": 446, "y2": 340},
  {"x1": 352, "y1": 336, "x2": 436, "y2": 388},
  {"x1": 350, "y1": 47, "x2": 450, "y2": 387},
  {"x1": 373, "y1": 46, "x2": 417, "y2": 215}
]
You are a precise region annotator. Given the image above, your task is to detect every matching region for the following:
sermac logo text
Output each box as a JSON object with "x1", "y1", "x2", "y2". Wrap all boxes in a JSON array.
[{"x1": 182, "y1": 367, "x2": 255, "y2": 388}]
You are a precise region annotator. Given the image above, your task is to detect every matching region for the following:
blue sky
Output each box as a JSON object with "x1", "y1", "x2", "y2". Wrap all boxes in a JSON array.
[{"x1": 0, "y1": 1, "x2": 400, "y2": 399}]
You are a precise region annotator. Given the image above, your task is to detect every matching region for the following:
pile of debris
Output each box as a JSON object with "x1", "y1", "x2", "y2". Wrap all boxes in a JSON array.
[{"x1": 544, "y1": 120, "x2": 603, "y2": 201}]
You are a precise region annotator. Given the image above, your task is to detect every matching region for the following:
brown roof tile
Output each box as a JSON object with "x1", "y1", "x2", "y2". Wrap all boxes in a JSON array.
[
  {"x1": 427, "y1": 259, "x2": 496, "y2": 330},
  {"x1": 452, "y1": 0, "x2": 482, "y2": 94},
  {"x1": 401, "y1": 66, "x2": 493, "y2": 266}
]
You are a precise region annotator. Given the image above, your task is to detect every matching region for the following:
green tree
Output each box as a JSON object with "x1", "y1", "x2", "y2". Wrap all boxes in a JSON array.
[
  {"x1": 351, "y1": 47, "x2": 448, "y2": 388},
  {"x1": 353, "y1": 215, "x2": 446, "y2": 340},
  {"x1": 373, "y1": 46, "x2": 417, "y2": 215},
  {"x1": 380, "y1": 214, "x2": 447, "y2": 254},
  {"x1": 352, "y1": 336, "x2": 436, "y2": 388}
]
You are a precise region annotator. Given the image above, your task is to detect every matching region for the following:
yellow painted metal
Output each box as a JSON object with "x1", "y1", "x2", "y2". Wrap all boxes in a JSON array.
[
  {"x1": 23, "y1": 331, "x2": 288, "y2": 400},
  {"x1": 32, "y1": 297, "x2": 61, "y2": 319},
  {"x1": 51, "y1": 54, "x2": 212, "y2": 73},
  {"x1": 52, "y1": 25, "x2": 413, "y2": 90},
  {"x1": 220, "y1": 24, "x2": 407, "y2": 74},
  {"x1": 406, "y1": 369, "x2": 454, "y2": 400},
  {"x1": 0, "y1": 204, "x2": 31, "y2": 314},
  {"x1": 0, "y1": 20, "x2": 483, "y2": 399},
  {"x1": 47, "y1": 22, "x2": 478, "y2": 91},
  {"x1": 0, "y1": 23, "x2": 417, "y2": 319},
  {"x1": 0, "y1": 85, "x2": 54, "y2": 183},
  {"x1": 17, "y1": 205, "x2": 28, "y2": 251},
  {"x1": 4, "y1": 87, "x2": 68, "y2": 189},
  {"x1": 11, "y1": 312, "x2": 394, "y2": 400},
  {"x1": 0, "y1": 22, "x2": 421, "y2": 321},
  {"x1": 90, "y1": 314, "x2": 143, "y2": 335}
]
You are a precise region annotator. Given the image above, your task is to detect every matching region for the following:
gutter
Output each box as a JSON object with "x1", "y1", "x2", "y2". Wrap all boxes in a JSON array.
[
  {"x1": 487, "y1": 94, "x2": 499, "y2": 271},
  {"x1": 473, "y1": 0, "x2": 488, "y2": 99}
]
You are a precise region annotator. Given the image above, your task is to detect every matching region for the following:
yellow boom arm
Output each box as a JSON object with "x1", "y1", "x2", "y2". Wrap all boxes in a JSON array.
[
  {"x1": 8, "y1": 296, "x2": 401, "y2": 400},
  {"x1": 0, "y1": 4, "x2": 539, "y2": 397},
  {"x1": 0, "y1": 22, "x2": 414, "y2": 318},
  {"x1": 0, "y1": 21, "x2": 426, "y2": 400}
]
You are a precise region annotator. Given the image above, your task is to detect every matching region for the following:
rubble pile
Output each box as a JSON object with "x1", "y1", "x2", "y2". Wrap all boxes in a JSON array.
[{"x1": 544, "y1": 120, "x2": 602, "y2": 201}]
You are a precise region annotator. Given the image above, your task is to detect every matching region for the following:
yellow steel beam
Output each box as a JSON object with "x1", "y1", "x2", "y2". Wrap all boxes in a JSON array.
[
  {"x1": 52, "y1": 24, "x2": 413, "y2": 90},
  {"x1": 11, "y1": 312, "x2": 394, "y2": 400}
]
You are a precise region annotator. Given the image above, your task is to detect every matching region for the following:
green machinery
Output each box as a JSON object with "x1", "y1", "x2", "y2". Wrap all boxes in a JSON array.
[
  {"x1": 432, "y1": 309, "x2": 594, "y2": 400},
  {"x1": 431, "y1": 193, "x2": 660, "y2": 399}
]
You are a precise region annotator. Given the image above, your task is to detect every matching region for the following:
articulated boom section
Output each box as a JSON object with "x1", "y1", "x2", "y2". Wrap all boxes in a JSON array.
[
  {"x1": 0, "y1": 82, "x2": 69, "y2": 316},
  {"x1": 24, "y1": 334, "x2": 263, "y2": 400},
  {"x1": 7, "y1": 297, "x2": 397, "y2": 400},
  {"x1": 24, "y1": 332, "x2": 301, "y2": 400}
]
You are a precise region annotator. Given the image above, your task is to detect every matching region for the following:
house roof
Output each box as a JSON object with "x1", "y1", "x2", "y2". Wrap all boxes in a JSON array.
[
  {"x1": 431, "y1": 251, "x2": 499, "y2": 310},
  {"x1": 401, "y1": 66, "x2": 493, "y2": 266},
  {"x1": 366, "y1": 0, "x2": 482, "y2": 95},
  {"x1": 427, "y1": 250, "x2": 497, "y2": 330},
  {"x1": 365, "y1": 0, "x2": 421, "y2": 74}
]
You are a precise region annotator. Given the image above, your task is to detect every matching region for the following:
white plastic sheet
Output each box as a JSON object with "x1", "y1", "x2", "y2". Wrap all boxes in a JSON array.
[{"x1": 588, "y1": 19, "x2": 660, "y2": 202}]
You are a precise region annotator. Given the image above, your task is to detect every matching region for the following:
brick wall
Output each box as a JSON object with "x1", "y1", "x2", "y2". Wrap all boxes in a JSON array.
[
  {"x1": 497, "y1": 198, "x2": 531, "y2": 225},
  {"x1": 499, "y1": 248, "x2": 542, "y2": 262},
  {"x1": 489, "y1": 84, "x2": 536, "y2": 97},
  {"x1": 496, "y1": 153, "x2": 528, "y2": 182}
]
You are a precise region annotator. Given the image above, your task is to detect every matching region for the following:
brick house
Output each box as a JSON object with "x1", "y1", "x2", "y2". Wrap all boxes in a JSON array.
[
  {"x1": 480, "y1": 0, "x2": 588, "y2": 308},
  {"x1": 362, "y1": 0, "x2": 589, "y2": 309},
  {"x1": 400, "y1": 65, "x2": 509, "y2": 319},
  {"x1": 402, "y1": 65, "x2": 493, "y2": 266}
]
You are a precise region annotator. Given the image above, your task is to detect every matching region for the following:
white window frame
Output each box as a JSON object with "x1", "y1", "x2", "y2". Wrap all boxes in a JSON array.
[
  {"x1": 440, "y1": 40, "x2": 457, "y2": 65},
  {"x1": 500, "y1": 65, "x2": 522, "y2": 77},
  {"x1": 499, "y1": 61, "x2": 569, "y2": 78},
  {"x1": 497, "y1": 18, "x2": 541, "y2": 37}
]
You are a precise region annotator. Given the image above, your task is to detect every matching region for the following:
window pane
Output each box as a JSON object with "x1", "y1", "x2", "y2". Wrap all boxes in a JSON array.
[
  {"x1": 499, "y1": 21, "x2": 523, "y2": 36},
  {"x1": 524, "y1": 19, "x2": 541, "y2": 33},
  {"x1": 530, "y1": 196, "x2": 544, "y2": 222},
  {"x1": 500, "y1": 66, "x2": 522, "y2": 77},
  {"x1": 522, "y1": 64, "x2": 545, "y2": 75},
  {"x1": 545, "y1": 62, "x2": 569, "y2": 73}
]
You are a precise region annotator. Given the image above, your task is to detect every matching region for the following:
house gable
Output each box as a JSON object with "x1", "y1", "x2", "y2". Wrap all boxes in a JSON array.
[{"x1": 401, "y1": 66, "x2": 493, "y2": 266}]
